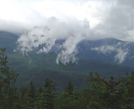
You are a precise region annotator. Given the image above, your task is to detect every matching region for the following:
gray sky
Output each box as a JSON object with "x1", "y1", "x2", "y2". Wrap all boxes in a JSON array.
[{"x1": 0, "y1": 0, "x2": 134, "y2": 64}]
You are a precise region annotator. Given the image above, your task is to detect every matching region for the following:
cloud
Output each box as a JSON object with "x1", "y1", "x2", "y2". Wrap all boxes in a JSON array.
[
  {"x1": 114, "y1": 49, "x2": 129, "y2": 63},
  {"x1": 91, "y1": 45, "x2": 115, "y2": 54},
  {"x1": 0, "y1": 0, "x2": 133, "y2": 64},
  {"x1": 117, "y1": 0, "x2": 134, "y2": 7},
  {"x1": 14, "y1": 17, "x2": 91, "y2": 64},
  {"x1": 95, "y1": 0, "x2": 134, "y2": 41},
  {"x1": 91, "y1": 42, "x2": 129, "y2": 63}
]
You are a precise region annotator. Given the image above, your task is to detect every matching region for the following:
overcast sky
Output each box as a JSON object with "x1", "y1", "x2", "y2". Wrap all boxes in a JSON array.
[{"x1": 0, "y1": 0, "x2": 134, "y2": 64}]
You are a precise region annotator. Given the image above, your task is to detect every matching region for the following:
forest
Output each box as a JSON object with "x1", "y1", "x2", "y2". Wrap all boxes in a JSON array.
[{"x1": 1, "y1": 48, "x2": 134, "y2": 109}]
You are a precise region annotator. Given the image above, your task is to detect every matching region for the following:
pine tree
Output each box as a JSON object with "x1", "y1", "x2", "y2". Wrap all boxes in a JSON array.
[
  {"x1": 36, "y1": 86, "x2": 43, "y2": 95},
  {"x1": 0, "y1": 48, "x2": 21, "y2": 109},
  {"x1": 18, "y1": 84, "x2": 29, "y2": 108},
  {"x1": 64, "y1": 81, "x2": 74, "y2": 95},
  {"x1": 35, "y1": 77, "x2": 57, "y2": 109},
  {"x1": 28, "y1": 81, "x2": 36, "y2": 107},
  {"x1": 43, "y1": 77, "x2": 56, "y2": 109}
]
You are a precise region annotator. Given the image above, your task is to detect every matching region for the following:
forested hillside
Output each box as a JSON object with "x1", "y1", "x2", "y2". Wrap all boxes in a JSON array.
[
  {"x1": 0, "y1": 31, "x2": 134, "y2": 93},
  {"x1": 1, "y1": 48, "x2": 134, "y2": 109}
]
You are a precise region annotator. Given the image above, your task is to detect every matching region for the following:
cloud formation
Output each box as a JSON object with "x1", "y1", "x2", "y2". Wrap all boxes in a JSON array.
[
  {"x1": 14, "y1": 17, "x2": 91, "y2": 64},
  {"x1": 91, "y1": 42, "x2": 129, "y2": 63},
  {"x1": 95, "y1": 0, "x2": 134, "y2": 42},
  {"x1": 0, "y1": 0, "x2": 133, "y2": 64}
]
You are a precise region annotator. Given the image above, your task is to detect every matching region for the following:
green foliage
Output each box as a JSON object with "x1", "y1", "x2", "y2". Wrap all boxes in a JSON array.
[
  {"x1": 7, "y1": 50, "x2": 134, "y2": 93},
  {"x1": 27, "y1": 81, "x2": 36, "y2": 107},
  {"x1": 0, "y1": 48, "x2": 21, "y2": 109},
  {"x1": 86, "y1": 72, "x2": 134, "y2": 109},
  {"x1": 34, "y1": 77, "x2": 58, "y2": 109},
  {"x1": 64, "y1": 81, "x2": 74, "y2": 95},
  {"x1": 1, "y1": 47, "x2": 134, "y2": 109}
]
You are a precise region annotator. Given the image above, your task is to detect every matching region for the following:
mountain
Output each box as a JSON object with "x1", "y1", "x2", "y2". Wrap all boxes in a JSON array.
[
  {"x1": 1, "y1": 30, "x2": 134, "y2": 67},
  {"x1": 0, "y1": 31, "x2": 134, "y2": 93},
  {"x1": 6, "y1": 51, "x2": 134, "y2": 92},
  {"x1": 0, "y1": 31, "x2": 18, "y2": 54},
  {"x1": 76, "y1": 38, "x2": 134, "y2": 67},
  {"x1": 47, "y1": 38, "x2": 134, "y2": 67}
]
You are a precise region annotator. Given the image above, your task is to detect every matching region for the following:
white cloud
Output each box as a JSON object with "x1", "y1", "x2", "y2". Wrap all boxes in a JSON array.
[
  {"x1": 114, "y1": 49, "x2": 129, "y2": 63},
  {"x1": 14, "y1": 17, "x2": 90, "y2": 64},
  {"x1": 91, "y1": 45, "x2": 115, "y2": 54},
  {"x1": 0, "y1": 0, "x2": 134, "y2": 64},
  {"x1": 91, "y1": 43, "x2": 129, "y2": 63},
  {"x1": 95, "y1": 0, "x2": 134, "y2": 41}
]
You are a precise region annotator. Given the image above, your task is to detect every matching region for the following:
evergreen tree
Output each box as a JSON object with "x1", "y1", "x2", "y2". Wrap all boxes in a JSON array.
[
  {"x1": 64, "y1": 81, "x2": 74, "y2": 95},
  {"x1": 18, "y1": 84, "x2": 29, "y2": 108},
  {"x1": 35, "y1": 77, "x2": 57, "y2": 109},
  {"x1": 1, "y1": 47, "x2": 134, "y2": 108},
  {"x1": 44, "y1": 78, "x2": 56, "y2": 109},
  {"x1": 0, "y1": 48, "x2": 21, "y2": 109},
  {"x1": 36, "y1": 86, "x2": 43, "y2": 96},
  {"x1": 28, "y1": 81, "x2": 36, "y2": 107}
]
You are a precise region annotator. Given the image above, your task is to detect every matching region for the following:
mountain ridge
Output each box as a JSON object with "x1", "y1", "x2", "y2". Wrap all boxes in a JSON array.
[{"x1": 0, "y1": 31, "x2": 134, "y2": 92}]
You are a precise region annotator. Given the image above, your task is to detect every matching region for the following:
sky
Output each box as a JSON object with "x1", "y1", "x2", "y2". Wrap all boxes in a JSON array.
[{"x1": 0, "y1": 0, "x2": 134, "y2": 64}]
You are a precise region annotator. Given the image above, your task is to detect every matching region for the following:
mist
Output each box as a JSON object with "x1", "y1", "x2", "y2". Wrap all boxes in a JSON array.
[
  {"x1": 91, "y1": 42, "x2": 129, "y2": 63},
  {"x1": 0, "y1": 0, "x2": 133, "y2": 64}
]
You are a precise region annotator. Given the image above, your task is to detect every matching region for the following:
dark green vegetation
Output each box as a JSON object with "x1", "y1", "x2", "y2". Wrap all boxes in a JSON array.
[
  {"x1": 1, "y1": 31, "x2": 134, "y2": 108},
  {"x1": 6, "y1": 50, "x2": 134, "y2": 93},
  {"x1": 1, "y1": 48, "x2": 134, "y2": 109},
  {"x1": 0, "y1": 30, "x2": 134, "y2": 93}
]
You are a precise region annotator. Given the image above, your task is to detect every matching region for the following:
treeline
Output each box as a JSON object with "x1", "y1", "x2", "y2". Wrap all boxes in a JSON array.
[{"x1": 0, "y1": 48, "x2": 134, "y2": 109}]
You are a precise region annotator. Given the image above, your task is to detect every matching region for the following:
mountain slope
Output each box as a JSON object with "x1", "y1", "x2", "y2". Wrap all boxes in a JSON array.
[
  {"x1": 76, "y1": 38, "x2": 134, "y2": 67},
  {"x1": 0, "y1": 31, "x2": 134, "y2": 93},
  {"x1": 6, "y1": 51, "x2": 134, "y2": 92},
  {"x1": 0, "y1": 31, "x2": 18, "y2": 54}
]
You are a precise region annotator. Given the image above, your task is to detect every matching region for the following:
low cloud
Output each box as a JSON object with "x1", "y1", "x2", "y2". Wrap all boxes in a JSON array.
[
  {"x1": 114, "y1": 49, "x2": 129, "y2": 63},
  {"x1": 0, "y1": 0, "x2": 133, "y2": 64},
  {"x1": 91, "y1": 42, "x2": 129, "y2": 63},
  {"x1": 91, "y1": 45, "x2": 115, "y2": 54},
  {"x1": 14, "y1": 17, "x2": 91, "y2": 64}
]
